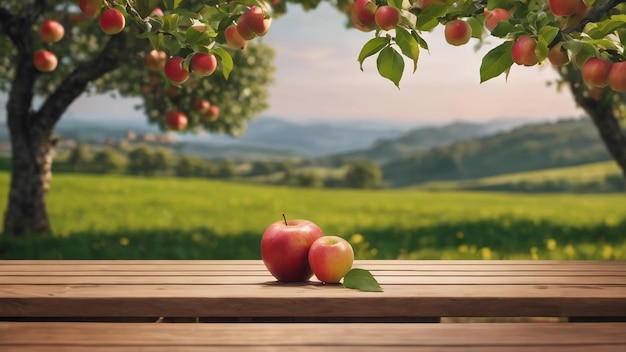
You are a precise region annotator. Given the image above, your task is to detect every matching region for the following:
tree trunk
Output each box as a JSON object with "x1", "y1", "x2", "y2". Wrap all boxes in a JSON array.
[
  {"x1": 1, "y1": 1, "x2": 132, "y2": 235},
  {"x1": 3, "y1": 114, "x2": 56, "y2": 235},
  {"x1": 559, "y1": 65, "x2": 626, "y2": 180}
]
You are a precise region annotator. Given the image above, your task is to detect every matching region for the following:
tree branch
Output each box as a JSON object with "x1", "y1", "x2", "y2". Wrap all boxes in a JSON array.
[
  {"x1": 565, "y1": 0, "x2": 626, "y2": 34},
  {"x1": 36, "y1": 33, "x2": 133, "y2": 133}
]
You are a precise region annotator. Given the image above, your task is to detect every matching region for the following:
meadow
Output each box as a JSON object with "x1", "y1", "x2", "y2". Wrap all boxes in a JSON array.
[{"x1": 1, "y1": 171, "x2": 625, "y2": 260}]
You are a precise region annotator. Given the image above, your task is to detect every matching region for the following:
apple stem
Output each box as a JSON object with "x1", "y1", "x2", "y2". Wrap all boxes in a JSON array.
[{"x1": 282, "y1": 212, "x2": 287, "y2": 226}]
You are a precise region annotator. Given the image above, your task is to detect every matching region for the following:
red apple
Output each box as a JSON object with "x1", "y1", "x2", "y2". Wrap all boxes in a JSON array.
[
  {"x1": 549, "y1": 0, "x2": 580, "y2": 16},
  {"x1": 225, "y1": 25, "x2": 247, "y2": 49},
  {"x1": 444, "y1": 20, "x2": 472, "y2": 46},
  {"x1": 351, "y1": 0, "x2": 377, "y2": 32},
  {"x1": 164, "y1": 56, "x2": 190, "y2": 85},
  {"x1": 261, "y1": 218, "x2": 324, "y2": 282},
  {"x1": 375, "y1": 6, "x2": 400, "y2": 31},
  {"x1": 547, "y1": 42, "x2": 570, "y2": 66},
  {"x1": 202, "y1": 105, "x2": 220, "y2": 121},
  {"x1": 165, "y1": 86, "x2": 180, "y2": 99},
  {"x1": 33, "y1": 49, "x2": 58, "y2": 72},
  {"x1": 511, "y1": 36, "x2": 538, "y2": 66},
  {"x1": 152, "y1": 7, "x2": 164, "y2": 17},
  {"x1": 484, "y1": 8, "x2": 510, "y2": 32},
  {"x1": 582, "y1": 57, "x2": 612, "y2": 88},
  {"x1": 39, "y1": 20, "x2": 64, "y2": 43},
  {"x1": 608, "y1": 61, "x2": 626, "y2": 92},
  {"x1": 236, "y1": 6, "x2": 271, "y2": 40},
  {"x1": 588, "y1": 87, "x2": 605, "y2": 101},
  {"x1": 308, "y1": 236, "x2": 354, "y2": 284},
  {"x1": 146, "y1": 49, "x2": 167, "y2": 72},
  {"x1": 165, "y1": 111, "x2": 188, "y2": 131},
  {"x1": 190, "y1": 53, "x2": 217, "y2": 76},
  {"x1": 193, "y1": 99, "x2": 211, "y2": 114},
  {"x1": 79, "y1": 0, "x2": 102, "y2": 18},
  {"x1": 99, "y1": 8, "x2": 125, "y2": 35},
  {"x1": 575, "y1": 0, "x2": 588, "y2": 16}
]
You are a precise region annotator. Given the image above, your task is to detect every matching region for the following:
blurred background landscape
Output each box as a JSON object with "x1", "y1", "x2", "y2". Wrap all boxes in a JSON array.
[{"x1": 1, "y1": 3, "x2": 624, "y2": 260}]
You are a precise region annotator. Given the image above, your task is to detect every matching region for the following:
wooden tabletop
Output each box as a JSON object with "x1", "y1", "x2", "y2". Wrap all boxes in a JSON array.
[
  {"x1": 1, "y1": 322, "x2": 625, "y2": 351},
  {"x1": 1, "y1": 260, "x2": 625, "y2": 321}
]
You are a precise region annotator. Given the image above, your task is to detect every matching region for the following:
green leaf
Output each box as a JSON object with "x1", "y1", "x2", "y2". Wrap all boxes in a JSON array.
[
  {"x1": 161, "y1": 13, "x2": 181, "y2": 32},
  {"x1": 480, "y1": 41, "x2": 514, "y2": 83},
  {"x1": 377, "y1": 47, "x2": 404, "y2": 88},
  {"x1": 343, "y1": 268, "x2": 383, "y2": 292},
  {"x1": 487, "y1": 0, "x2": 509, "y2": 10},
  {"x1": 538, "y1": 25, "x2": 559, "y2": 46},
  {"x1": 213, "y1": 47, "x2": 234, "y2": 80},
  {"x1": 489, "y1": 20, "x2": 515, "y2": 38},
  {"x1": 136, "y1": 0, "x2": 161, "y2": 18},
  {"x1": 420, "y1": 3, "x2": 447, "y2": 18},
  {"x1": 358, "y1": 37, "x2": 389, "y2": 71},
  {"x1": 416, "y1": 17, "x2": 439, "y2": 31},
  {"x1": 536, "y1": 35, "x2": 549, "y2": 62},
  {"x1": 467, "y1": 17, "x2": 483, "y2": 40},
  {"x1": 566, "y1": 40, "x2": 598, "y2": 68},
  {"x1": 586, "y1": 15, "x2": 626, "y2": 39},
  {"x1": 387, "y1": 0, "x2": 402, "y2": 9},
  {"x1": 412, "y1": 31, "x2": 429, "y2": 51},
  {"x1": 395, "y1": 27, "x2": 420, "y2": 72},
  {"x1": 163, "y1": 0, "x2": 183, "y2": 10},
  {"x1": 186, "y1": 26, "x2": 214, "y2": 51}
]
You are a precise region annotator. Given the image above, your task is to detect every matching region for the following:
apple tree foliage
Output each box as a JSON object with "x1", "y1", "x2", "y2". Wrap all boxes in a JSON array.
[
  {"x1": 125, "y1": 0, "x2": 626, "y2": 193},
  {"x1": 0, "y1": 0, "x2": 275, "y2": 236},
  {"x1": 1, "y1": 0, "x2": 626, "y2": 236}
]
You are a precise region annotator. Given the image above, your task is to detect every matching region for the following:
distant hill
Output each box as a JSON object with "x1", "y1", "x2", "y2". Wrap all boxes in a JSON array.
[
  {"x1": 329, "y1": 118, "x2": 532, "y2": 163},
  {"x1": 415, "y1": 161, "x2": 624, "y2": 193},
  {"x1": 0, "y1": 115, "x2": 409, "y2": 159},
  {"x1": 382, "y1": 118, "x2": 612, "y2": 187},
  {"x1": 180, "y1": 117, "x2": 407, "y2": 158}
]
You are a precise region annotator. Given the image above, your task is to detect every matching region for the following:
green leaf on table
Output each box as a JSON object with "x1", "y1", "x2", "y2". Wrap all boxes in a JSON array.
[{"x1": 343, "y1": 268, "x2": 383, "y2": 292}]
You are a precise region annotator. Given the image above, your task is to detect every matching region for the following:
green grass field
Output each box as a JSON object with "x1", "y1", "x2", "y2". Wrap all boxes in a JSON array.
[
  {"x1": 1, "y1": 171, "x2": 625, "y2": 260},
  {"x1": 417, "y1": 161, "x2": 622, "y2": 191}
]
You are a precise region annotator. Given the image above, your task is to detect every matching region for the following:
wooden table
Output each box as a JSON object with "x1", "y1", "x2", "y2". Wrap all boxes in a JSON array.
[{"x1": 1, "y1": 260, "x2": 625, "y2": 350}]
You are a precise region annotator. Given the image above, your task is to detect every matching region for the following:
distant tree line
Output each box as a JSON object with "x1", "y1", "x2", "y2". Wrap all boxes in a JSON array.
[{"x1": 49, "y1": 144, "x2": 383, "y2": 189}]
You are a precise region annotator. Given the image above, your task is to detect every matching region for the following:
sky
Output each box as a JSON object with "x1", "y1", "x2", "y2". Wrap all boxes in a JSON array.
[{"x1": 7, "y1": 3, "x2": 584, "y2": 127}]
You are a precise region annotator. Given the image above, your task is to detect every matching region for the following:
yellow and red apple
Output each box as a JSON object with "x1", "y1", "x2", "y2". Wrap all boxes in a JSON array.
[
  {"x1": 190, "y1": 53, "x2": 217, "y2": 77},
  {"x1": 165, "y1": 111, "x2": 188, "y2": 131},
  {"x1": 511, "y1": 36, "x2": 538, "y2": 66},
  {"x1": 582, "y1": 57, "x2": 612, "y2": 88},
  {"x1": 164, "y1": 56, "x2": 190, "y2": 85},
  {"x1": 444, "y1": 20, "x2": 472, "y2": 46},
  {"x1": 39, "y1": 20, "x2": 65, "y2": 43},
  {"x1": 237, "y1": 6, "x2": 271, "y2": 40},
  {"x1": 308, "y1": 236, "x2": 354, "y2": 284},
  {"x1": 99, "y1": 8, "x2": 125, "y2": 35},
  {"x1": 33, "y1": 49, "x2": 58, "y2": 72}
]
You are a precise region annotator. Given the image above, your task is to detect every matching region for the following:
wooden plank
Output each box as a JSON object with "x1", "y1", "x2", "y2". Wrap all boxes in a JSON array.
[
  {"x1": 3, "y1": 347, "x2": 625, "y2": 352},
  {"x1": 3, "y1": 260, "x2": 624, "y2": 265},
  {"x1": 1, "y1": 284, "x2": 625, "y2": 318},
  {"x1": 1, "y1": 274, "x2": 624, "y2": 285},
  {"x1": 2, "y1": 261, "x2": 624, "y2": 272},
  {"x1": 0, "y1": 322, "x2": 624, "y2": 349},
  {"x1": 3, "y1": 270, "x2": 625, "y2": 277}
]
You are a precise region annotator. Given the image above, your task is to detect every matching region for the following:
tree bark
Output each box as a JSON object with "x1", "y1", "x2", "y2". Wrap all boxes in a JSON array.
[
  {"x1": 559, "y1": 65, "x2": 626, "y2": 180},
  {"x1": 1, "y1": 2, "x2": 133, "y2": 235}
]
